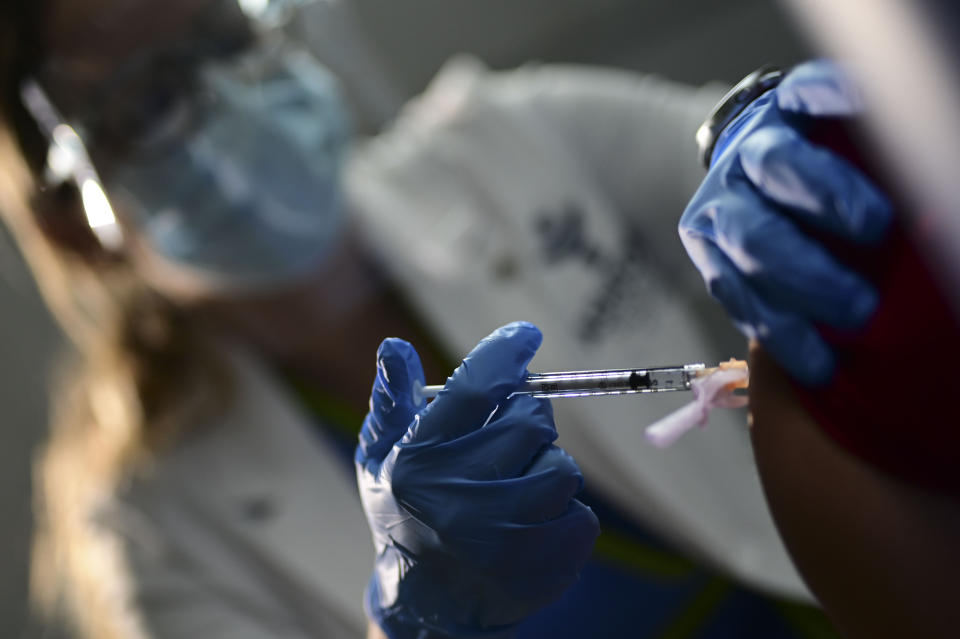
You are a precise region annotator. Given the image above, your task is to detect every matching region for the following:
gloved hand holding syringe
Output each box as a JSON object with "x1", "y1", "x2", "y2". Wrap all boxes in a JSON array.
[{"x1": 415, "y1": 358, "x2": 749, "y2": 448}]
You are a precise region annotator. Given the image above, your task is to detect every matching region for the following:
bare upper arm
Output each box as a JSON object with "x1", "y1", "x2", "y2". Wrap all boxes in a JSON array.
[{"x1": 747, "y1": 341, "x2": 960, "y2": 639}]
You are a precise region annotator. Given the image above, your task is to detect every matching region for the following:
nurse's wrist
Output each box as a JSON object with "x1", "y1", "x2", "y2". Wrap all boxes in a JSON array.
[
  {"x1": 373, "y1": 615, "x2": 517, "y2": 639},
  {"x1": 371, "y1": 611, "x2": 518, "y2": 639},
  {"x1": 365, "y1": 573, "x2": 518, "y2": 639}
]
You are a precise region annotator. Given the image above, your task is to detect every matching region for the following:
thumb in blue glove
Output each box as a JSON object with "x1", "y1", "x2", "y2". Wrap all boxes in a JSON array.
[
  {"x1": 679, "y1": 60, "x2": 894, "y2": 385},
  {"x1": 356, "y1": 322, "x2": 599, "y2": 639}
]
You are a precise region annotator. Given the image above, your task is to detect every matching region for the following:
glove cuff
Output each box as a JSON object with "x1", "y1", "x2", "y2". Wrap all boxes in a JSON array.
[
  {"x1": 365, "y1": 573, "x2": 518, "y2": 639},
  {"x1": 709, "y1": 90, "x2": 775, "y2": 168}
]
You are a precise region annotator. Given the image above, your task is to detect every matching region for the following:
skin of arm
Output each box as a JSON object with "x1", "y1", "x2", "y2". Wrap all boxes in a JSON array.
[
  {"x1": 367, "y1": 621, "x2": 388, "y2": 639},
  {"x1": 747, "y1": 340, "x2": 960, "y2": 639}
]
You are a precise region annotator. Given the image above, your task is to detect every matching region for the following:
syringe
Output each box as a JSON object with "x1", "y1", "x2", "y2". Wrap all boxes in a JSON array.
[{"x1": 416, "y1": 363, "x2": 708, "y2": 401}]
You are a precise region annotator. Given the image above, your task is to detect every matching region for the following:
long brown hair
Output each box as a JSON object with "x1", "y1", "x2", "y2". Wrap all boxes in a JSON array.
[{"x1": 0, "y1": 3, "x2": 227, "y2": 637}]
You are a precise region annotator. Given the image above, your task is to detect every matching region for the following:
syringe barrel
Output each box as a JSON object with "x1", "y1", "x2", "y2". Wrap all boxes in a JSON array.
[
  {"x1": 516, "y1": 365, "x2": 701, "y2": 398},
  {"x1": 416, "y1": 364, "x2": 705, "y2": 400}
]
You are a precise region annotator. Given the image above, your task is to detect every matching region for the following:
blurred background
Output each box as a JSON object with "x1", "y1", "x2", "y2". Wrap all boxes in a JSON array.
[{"x1": 0, "y1": 0, "x2": 809, "y2": 636}]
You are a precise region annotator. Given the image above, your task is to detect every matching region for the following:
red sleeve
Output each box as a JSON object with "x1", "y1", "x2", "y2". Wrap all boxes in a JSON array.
[{"x1": 789, "y1": 121, "x2": 960, "y2": 496}]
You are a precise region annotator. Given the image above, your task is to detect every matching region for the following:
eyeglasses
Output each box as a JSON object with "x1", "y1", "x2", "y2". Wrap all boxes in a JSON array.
[
  {"x1": 20, "y1": 79, "x2": 124, "y2": 251},
  {"x1": 20, "y1": 0, "x2": 325, "y2": 250}
]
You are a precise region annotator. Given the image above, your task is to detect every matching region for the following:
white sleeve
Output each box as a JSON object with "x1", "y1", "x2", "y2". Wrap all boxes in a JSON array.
[
  {"x1": 129, "y1": 561, "x2": 315, "y2": 639},
  {"x1": 108, "y1": 498, "x2": 364, "y2": 639}
]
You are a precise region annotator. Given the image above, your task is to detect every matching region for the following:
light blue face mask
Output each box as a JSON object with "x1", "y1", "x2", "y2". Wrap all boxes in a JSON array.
[{"x1": 107, "y1": 41, "x2": 351, "y2": 295}]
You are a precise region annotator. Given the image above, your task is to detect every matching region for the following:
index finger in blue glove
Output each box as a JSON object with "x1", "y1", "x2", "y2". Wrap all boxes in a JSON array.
[
  {"x1": 405, "y1": 395, "x2": 557, "y2": 483},
  {"x1": 396, "y1": 442, "x2": 587, "y2": 539},
  {"x1": 682, "y1": 229, "x2": 836, "y2": 384},
  {"x1": 738, "y1": 125, "x2": 893, "y2": 243},
  {"x1": 356, "y1": 337, "x2": 425, "y2": 467},
  {"x1": 776, "y1": 60, "x2": 864, "y2": 117},
  {"x1": 411, "y1": 321, "x2": 542, "y2": 445},
  {"x1": 684, "y1": 189, "x2": 879, "y2": 329},
  {"x1": 507, "y1": 444, "x2": 585, "y2": 524},
  {"x1": 746, "y1": 296, "x2": 836, "y2": 387}
]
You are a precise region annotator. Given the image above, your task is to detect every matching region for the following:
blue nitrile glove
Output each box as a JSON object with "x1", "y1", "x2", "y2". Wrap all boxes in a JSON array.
[
  {"x1": 679, "y1": 60, "x2": 894, "y2": 385},
  {"x1": 356, "y1": 321, "x2": 600, "y2": 639}
]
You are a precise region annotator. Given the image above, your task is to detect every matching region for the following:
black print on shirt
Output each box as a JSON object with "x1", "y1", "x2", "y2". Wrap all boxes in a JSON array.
[{"x1": 535, "y1": 204, "x2": 656, "y2": 344}]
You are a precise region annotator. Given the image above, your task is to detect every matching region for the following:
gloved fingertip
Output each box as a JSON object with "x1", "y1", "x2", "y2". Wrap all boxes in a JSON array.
[
  {"x1": 776, "y1": 60, "x2": 864, "y2": 117},
  {"x1": 490, "y1": 321, "x2": 543, "y2": 351},
  {"x1": 528, "y1": 445, "x2": 585, "y2": 495},
  {"x1": 852, "y1": 188, "x2": 894, "y2": 245},
  {"x1": 573, "y1": 470, "x2": 585, "y2": 495},
  {"x1": 376, "y1": 338, "x2": 425, "y2": 393},
  {"x1": 461, "y1": 321, "x2": 543, "y2": 389},
  {"x1": 567, "y1": 500, "x2": 601, "y2": 546},
  {"x1": 848, "y1": 286, "x2": 879, "y2": 328},
  {"x1": 783, "y1": 331, "x2": 836, "y2": 387},
  {"x1": 584, "y1": 503, "x2": 600, "y2": 532},
  {"x1": 360, "y1": 341, "x2": 425, "y2": 466},
  {"x1": 376, "y1": 337, "x2": 415, "y2": 364},
  {"x1": 552, "y1": 446, "x2": 586, "y2": 492}
]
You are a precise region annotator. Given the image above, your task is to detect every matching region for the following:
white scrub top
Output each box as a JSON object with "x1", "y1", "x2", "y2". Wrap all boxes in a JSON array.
[
  {"x1": 106, "y1": 346, "x2": 372, "y2": 639},
  {"x1": 347, "y1": 57, "x2": 809, "y2": 600}
]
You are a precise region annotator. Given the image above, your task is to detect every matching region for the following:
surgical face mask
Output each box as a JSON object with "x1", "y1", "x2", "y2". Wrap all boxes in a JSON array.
[{"x1": 105, "y1": 40, "x2": 351, "y2": 296}]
